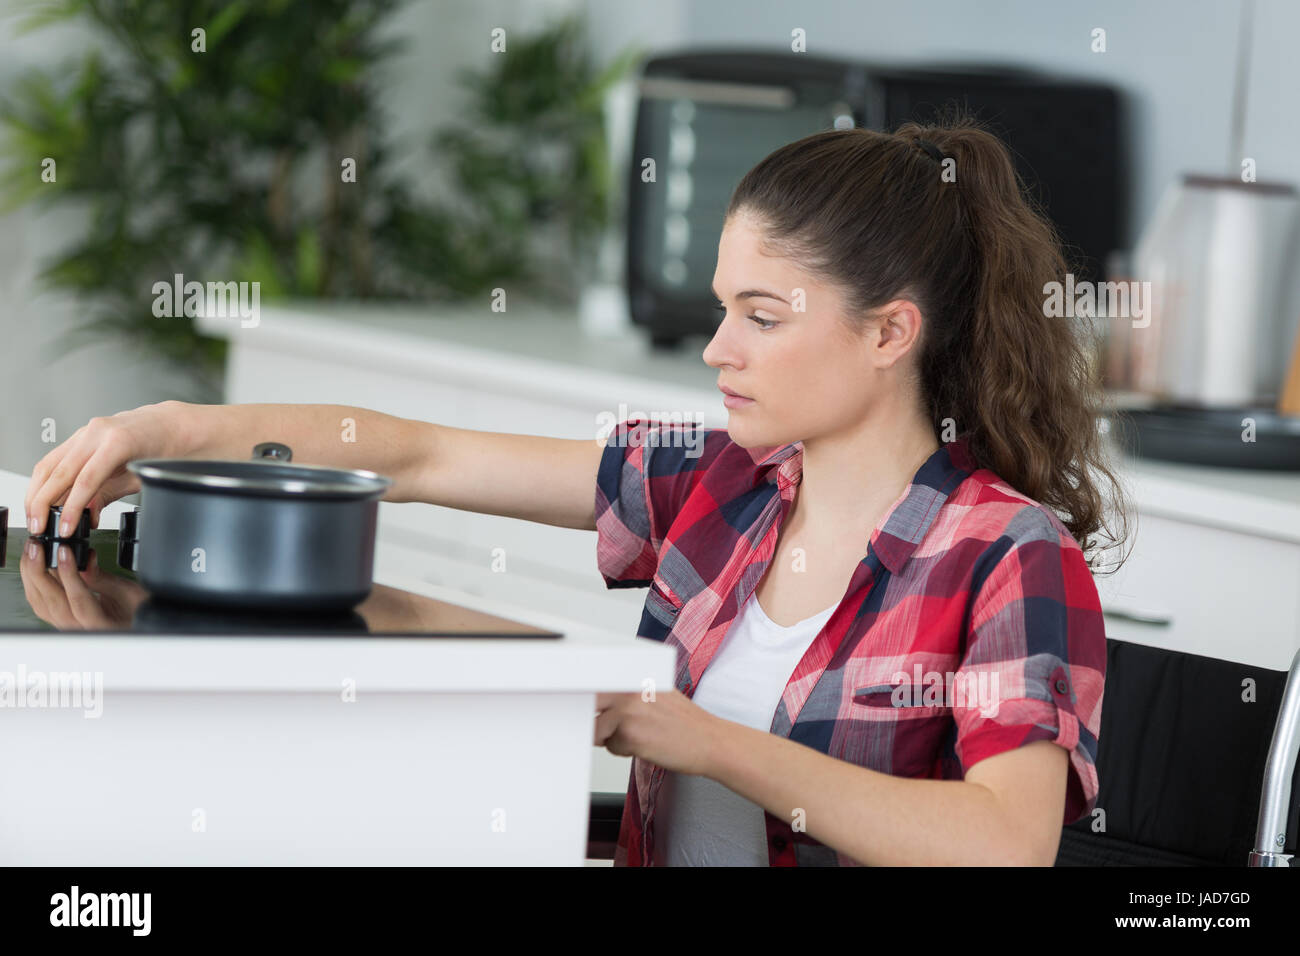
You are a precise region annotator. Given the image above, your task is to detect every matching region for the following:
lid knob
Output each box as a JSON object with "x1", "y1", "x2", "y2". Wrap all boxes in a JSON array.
[{"x1": 252, "y1": 442, "x2": 293, "y2": 462}]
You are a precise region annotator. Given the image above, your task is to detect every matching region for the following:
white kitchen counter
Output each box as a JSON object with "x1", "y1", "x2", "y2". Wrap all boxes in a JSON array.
[
  {"x1": 0, "y1": 468, "x2": 671, "y2": 865},
  {"x1": 0, "y1": 469, "x2": 672, "y2": 693}
]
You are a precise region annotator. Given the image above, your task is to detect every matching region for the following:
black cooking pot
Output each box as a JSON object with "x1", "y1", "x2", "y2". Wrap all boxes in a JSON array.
[{"x1": 121, "y1": 442, "x2": 392, "y2": 610}]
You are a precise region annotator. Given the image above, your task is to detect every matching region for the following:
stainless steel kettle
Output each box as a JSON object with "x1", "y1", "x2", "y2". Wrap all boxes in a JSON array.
[{"x1": 1126, "y1": 174, "x2": 1300, "y2": 407}]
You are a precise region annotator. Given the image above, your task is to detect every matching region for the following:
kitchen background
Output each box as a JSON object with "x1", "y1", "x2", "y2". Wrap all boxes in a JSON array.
[
  {"x1": 4, "y1": 0, "x2": 1300, "y2": 472},
  {"x1": 1, "y1": 0, "x2": 1298, "y2": 866}
]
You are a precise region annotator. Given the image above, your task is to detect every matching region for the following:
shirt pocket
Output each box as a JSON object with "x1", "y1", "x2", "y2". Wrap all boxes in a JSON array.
[
  {"x1": 843, "y1": 680, "x2": 954, "y2": 775},
  {"x1": 638, "y1": 577, "x2": 684, "y2": 640},
  {"x1": 850, "y1": 683, "x2": 952, "y2": 719}
]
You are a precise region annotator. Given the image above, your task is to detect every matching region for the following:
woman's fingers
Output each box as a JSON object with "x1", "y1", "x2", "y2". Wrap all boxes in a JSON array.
[
  {"x1": 79, "y1": 551, "x2": 145, "y2": 625},
  {"x1": 87, "y1": 471, "x2": 143, "y2": 529},
  {"x1": 81, "y1": 549, "x2": 134, "y2": 600},
  {"x1": 58, "y1": 443, "x2": 130, "y2": 537},
  {"x1": 25, "y1": 420, "x2": 137, "y2": 536},
  {"x1": 24, "y1": 405, "x2": 182, "y2": 536},
  {"x1": 25, "y1": 431, "x2": 95, "y2": 534},
  {"x1": 56, "y1": 546, "x2": 105, "y2": 627},
  {"x1": 21, "y1": 543, "x2": 74, "y2": 629},
  {"x1": 24, "y1": 442, "x2": 75, "y2": 531}
]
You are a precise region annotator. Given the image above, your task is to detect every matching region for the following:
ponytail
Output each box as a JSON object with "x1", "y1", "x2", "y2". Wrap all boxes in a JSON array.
[{"x1": 727, "y1": 112, "x2": 1131, "y2": 572}]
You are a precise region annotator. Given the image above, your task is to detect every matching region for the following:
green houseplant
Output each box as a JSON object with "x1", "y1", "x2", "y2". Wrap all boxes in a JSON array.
[{"x1": 0, "y1": 0, "x2": 641, "y2": 396}]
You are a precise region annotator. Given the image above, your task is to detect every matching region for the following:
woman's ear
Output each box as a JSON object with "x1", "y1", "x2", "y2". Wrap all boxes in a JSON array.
[{"x1": 863, "y1": 299, "x2": 925, "y2": 369}]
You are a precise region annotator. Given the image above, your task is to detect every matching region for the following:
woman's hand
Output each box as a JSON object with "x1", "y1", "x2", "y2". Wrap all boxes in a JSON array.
[
  {"x1": 24, "y1": 400, "x2": 197, "y2": 536},
  {"x1": 594, "y1": 689, "x2": 726, "y2": 777},
  {"x1": 21, "y1": 543, "x2": 147, "y2": 630}
]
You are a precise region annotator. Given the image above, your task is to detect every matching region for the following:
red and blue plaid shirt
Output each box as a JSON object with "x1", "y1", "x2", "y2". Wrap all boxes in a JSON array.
[{"x1": 594, "y1": 418, "x2": 1106, "y2": 866}]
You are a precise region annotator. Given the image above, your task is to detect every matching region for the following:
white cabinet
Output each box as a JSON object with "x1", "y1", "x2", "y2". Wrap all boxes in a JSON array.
[{"x1": 1094, "y1": 513, "x2": 1300, "y2": 670}]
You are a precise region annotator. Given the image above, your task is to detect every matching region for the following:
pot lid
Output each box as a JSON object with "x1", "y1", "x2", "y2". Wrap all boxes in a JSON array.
[{"x1": 126, "y1": 457, "x2": 392, "y2": 499}]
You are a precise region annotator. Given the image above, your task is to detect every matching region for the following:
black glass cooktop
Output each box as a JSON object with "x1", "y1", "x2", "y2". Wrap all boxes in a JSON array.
[{"x1": 0, "y1": 526, "x2": 561, "y2": 638}]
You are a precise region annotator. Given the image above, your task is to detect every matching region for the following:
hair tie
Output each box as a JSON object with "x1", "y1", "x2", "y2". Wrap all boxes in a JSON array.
[{"x1": 913, "y1": 138, "x2": 946, "y2": 163}]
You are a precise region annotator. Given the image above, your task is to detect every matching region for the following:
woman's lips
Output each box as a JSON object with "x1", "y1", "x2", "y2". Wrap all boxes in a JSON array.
[{"x1": 722, "y1": 393, "x2": 755, "y2": 408}]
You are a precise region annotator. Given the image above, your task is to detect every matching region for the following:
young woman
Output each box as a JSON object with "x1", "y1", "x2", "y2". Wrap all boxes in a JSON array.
[{"x1": 24, "y1": 116, "x2": 1130, "y2": 867}]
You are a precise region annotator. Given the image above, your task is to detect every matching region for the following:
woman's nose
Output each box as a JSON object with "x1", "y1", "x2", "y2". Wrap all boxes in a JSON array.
[{"x1": 702, "y1": 321, "x2": 741, "y2": 370}]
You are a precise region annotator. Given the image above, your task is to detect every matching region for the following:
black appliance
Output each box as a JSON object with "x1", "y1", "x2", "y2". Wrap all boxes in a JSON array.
[{"x1": 625, "y1": 51, "x2": 1127, "y2": 348}]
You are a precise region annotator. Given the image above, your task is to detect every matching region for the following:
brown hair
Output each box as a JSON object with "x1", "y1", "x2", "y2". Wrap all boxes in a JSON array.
[{"x1": 726, "y1": 112, "x2": 1132, "y2": 573}]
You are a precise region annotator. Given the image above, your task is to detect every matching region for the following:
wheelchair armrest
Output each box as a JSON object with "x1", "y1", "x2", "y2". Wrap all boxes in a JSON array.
[{"x1": 587, "y1": 791, "x2": 625, "y2": 861}]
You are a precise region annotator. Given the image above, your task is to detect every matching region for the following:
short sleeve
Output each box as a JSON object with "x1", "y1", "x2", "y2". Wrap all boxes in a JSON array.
[
  {"x1": 951, "y1": 512, "x2": 1106, "y2": 825},
  {"x1": 593, "y1": 417, "x2": 722, "y2": 589}
]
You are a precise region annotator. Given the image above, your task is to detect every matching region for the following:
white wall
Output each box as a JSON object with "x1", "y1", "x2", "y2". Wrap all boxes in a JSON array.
[{"x1": 675, "y1": 0, "x2": 1297, "y2": 252}]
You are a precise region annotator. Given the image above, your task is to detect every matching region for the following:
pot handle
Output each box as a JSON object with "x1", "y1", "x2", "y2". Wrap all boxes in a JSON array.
[{"x1": 252, "y1": 442, "x2": 293, "y2": 463}]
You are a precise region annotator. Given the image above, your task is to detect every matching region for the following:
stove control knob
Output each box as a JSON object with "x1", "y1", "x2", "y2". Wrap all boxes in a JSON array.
[
  {"x1": 119, "y1": 507, "x2": 138, "y2": 540},
  {"x1": 42, "y1": 536, "x2": 92, "y2": 570},
  {"x1": 117, "y1": 507, "x2": 139, "y2": 572},
  {"x1": 46, "y1": 505, "x2": 91, "y2": 540}
]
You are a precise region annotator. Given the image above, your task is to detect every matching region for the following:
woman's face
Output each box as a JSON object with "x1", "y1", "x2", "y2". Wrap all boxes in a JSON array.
[{"x1": 702, "y1": 213, "x2": 920, "y2": 450}]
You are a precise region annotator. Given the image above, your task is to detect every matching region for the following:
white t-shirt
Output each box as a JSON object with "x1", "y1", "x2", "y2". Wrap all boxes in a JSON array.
[{"x1": 652, "y1": 590, "x2": 839, "y2": 866}]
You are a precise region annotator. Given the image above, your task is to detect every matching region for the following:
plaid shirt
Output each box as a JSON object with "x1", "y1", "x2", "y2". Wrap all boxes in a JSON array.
[{"x1": 594, "y1": 418, "x2": 1106, "y2": 866}]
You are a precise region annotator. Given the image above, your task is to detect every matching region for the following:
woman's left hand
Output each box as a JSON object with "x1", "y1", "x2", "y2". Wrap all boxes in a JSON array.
[{"x1": 594, "y1": 689, "x2": 724, "y2": 777}]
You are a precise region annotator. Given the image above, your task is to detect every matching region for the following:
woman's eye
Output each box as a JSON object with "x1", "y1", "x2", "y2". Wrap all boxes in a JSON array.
[{"x1": 711, "y1": 302, "x2": 776, "y2": 331}]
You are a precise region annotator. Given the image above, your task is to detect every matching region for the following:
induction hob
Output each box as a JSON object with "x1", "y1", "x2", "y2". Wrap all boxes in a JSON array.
[{"x1": 0, "y1": 522, "x2": 561, "y2": 638}]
